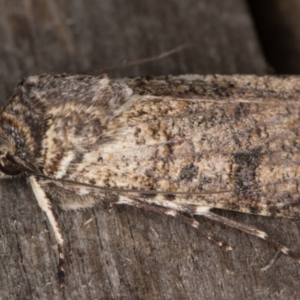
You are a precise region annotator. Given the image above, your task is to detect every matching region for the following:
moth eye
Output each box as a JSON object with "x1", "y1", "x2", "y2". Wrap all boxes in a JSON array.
[{"x1": 0, "y1": 154, "x2": 22, "y2": 176}]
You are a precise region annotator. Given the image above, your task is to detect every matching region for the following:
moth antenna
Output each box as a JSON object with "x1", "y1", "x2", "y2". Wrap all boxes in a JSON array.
[
  {"x1": 260, "y1": 251, "x2": 281, "y2": 271},
  {"x1": 91, "y1": 42, "x2": 190, "y2": 73},
  {"x1": 204, "y1": 212, "x2": 300, "y2": 265},
  {"x1": 147, "y1": 96, "x2": 300, "y2": 105},
  {"x1": 116, "y1": 196, "x2": 231, "y2": 251},
  {"x1": 33, "y1": 174, "x2": 231, "y2": 196}
]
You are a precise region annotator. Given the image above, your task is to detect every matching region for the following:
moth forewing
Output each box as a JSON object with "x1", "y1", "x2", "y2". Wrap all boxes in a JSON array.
[{"x1": 1, "y1": 73, "x2": 300, "y2": 287}]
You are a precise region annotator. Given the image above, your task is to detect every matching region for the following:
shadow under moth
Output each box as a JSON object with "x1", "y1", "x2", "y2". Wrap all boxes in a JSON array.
[{"x1": 1, "y1": 73, "x2": 300, "y2": 287}]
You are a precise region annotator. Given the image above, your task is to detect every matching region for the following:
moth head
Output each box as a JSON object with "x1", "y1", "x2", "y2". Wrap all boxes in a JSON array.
[
  {"x1": 0, "y1": 127, "x2": 35, "y2": 178},
  {"x1": 0, "y1": 133, "x2": 22, "y2": 177}
]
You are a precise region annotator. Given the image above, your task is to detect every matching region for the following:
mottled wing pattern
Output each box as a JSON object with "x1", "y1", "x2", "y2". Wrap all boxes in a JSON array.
[
  {"x1": 1, "y1": 73, "x2": 300, "y2": 286},
  {"x1": 13, "y1": 74, "x2": 300, "y2": 219}
]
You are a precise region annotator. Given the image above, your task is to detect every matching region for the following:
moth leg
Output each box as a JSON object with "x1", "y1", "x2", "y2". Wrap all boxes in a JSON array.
[
  {"x1": 203, "y1": 211, "x2": 300, "y2": 265},
  {"x1": 120, "y1": 197, "x2": 231, "y2": 251},
  {"x1": 29, "y1": 176, "x2": 65, "y2": 288}
]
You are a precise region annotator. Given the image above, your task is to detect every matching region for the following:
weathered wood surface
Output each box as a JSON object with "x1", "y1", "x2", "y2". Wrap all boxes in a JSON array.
[
  {"x1": 249, "y1": 0, "x2": 300, "y2": 74},
  {"x1": 1, "y1": 1, "x2": 299, "y2": 299}
]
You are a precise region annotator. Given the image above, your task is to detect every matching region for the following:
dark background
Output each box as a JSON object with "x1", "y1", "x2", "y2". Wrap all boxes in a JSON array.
[{"x1": 1, "y1": 0, "x2": 300, "y2": 299}]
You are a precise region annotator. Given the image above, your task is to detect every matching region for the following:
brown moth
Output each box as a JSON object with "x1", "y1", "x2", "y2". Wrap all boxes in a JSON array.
[{"x1": 1, "y1": 73, "x2": 300, "y2": 287}]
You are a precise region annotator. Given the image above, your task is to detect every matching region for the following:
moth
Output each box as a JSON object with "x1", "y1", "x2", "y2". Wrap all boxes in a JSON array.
[{"x1": 1, "y1": 73, "x2": 300, "y2": 287}]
